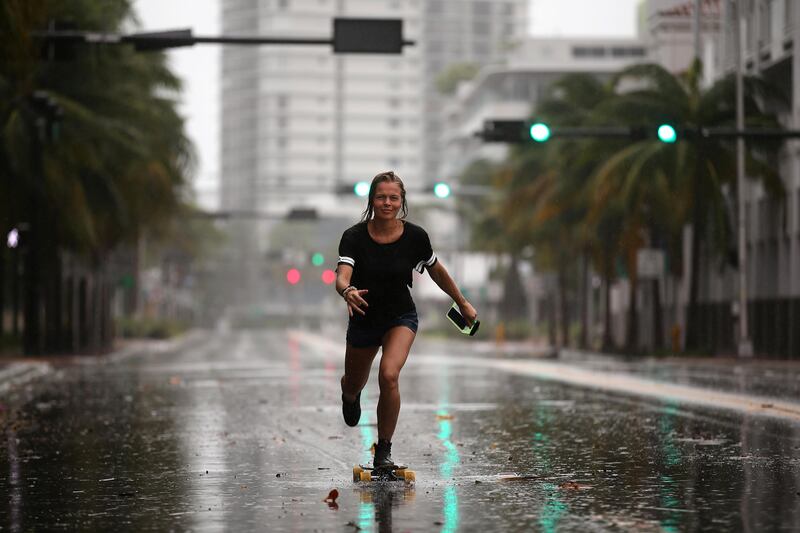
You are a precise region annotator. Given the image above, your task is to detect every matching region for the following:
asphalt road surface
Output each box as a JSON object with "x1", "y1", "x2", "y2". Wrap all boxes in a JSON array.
[{"x1": 1, "y1": 329, "x2": 799, "y2": 532}]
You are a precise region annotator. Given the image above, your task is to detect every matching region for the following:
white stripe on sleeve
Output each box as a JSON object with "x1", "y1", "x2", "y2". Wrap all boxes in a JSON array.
[{"x1": 414, "y1": 252, "x2": 437, "y2": 273}]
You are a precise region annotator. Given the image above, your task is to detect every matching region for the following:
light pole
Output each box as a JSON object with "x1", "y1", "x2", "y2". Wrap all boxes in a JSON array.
[{"x1": 731, "y1": 0, "x2": 753, "y2": 357}]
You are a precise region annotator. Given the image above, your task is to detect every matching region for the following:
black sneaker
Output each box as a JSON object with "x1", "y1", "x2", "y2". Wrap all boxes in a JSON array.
[
  {"x1": 373, "y1": 439, "x2": 394, "y2": 469},
  {"x1": 342, "y1": 391, "x2": 361, "y2": 427}
]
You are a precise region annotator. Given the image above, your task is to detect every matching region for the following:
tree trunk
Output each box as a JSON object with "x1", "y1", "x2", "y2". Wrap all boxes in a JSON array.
[
  {"x1": 685, "y1": 207, "x2": 704, "y2": 351},
  {"x1": 547, "y1": 291, "x2": 557, "y2": 349},
  {"x1": 44, "y1": 250, "x2": 62, "y2": 352},
  {"x1": 499, "y1": 255, "x2": 527, "y2": 322},
  {"x1": 23, "y1": 234, "x2": 43, "y2": 355},
  {"x1": 625, "y1": 276, "x2": 639, "y2": 354},
  {"x1": 579, "y1": 252, "x2": 589, "y2": 349},
  {"x1": 602, "y1": 271, "x2": 614, "y2": 352},
  {"x1": 87, "y1": 267, "x2": 99, "y2": 354},
  {"x1": 652, "y1": 277, "x2": 664, "y2": 351},
  {"x1": 12, "y1": 247, "x2": 20, "y2": 337},
  {"x1": 558, "y1": 268, "x2": 569, "y2": 348}
]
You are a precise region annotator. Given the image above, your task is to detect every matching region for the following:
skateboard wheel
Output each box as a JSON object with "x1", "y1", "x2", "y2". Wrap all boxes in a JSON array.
[
  {"x1": 360, "y1": 471, "x2": 372, "y2": 482},
  {"x1": 403, "y1": 470, "x2": 416, "y2": 482},
  {"x1": 353, "y1": 466, "x2": 363, "y2": 482}
]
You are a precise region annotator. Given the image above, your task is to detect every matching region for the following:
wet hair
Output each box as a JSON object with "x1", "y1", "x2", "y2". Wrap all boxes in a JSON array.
[{"x1": 360, "y1": 170, "x2": 408, "y2": 222}]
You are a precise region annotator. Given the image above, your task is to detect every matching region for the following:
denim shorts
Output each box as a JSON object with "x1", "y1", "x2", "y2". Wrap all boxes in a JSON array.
[{"x1": 346, "y1": 311, "x2": 419, "y2": 348}]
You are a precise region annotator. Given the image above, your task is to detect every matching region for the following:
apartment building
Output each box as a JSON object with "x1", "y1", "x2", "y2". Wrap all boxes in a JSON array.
[{"x1": 701, "y1": 0, "x2": 800, "y2": 356}]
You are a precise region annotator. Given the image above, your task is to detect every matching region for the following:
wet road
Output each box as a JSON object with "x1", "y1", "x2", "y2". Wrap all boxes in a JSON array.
[{"x1": 2, "y1": 330, "x2": 800, "y2": 532}]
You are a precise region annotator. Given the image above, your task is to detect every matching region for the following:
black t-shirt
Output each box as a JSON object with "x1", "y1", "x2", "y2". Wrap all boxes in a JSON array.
[{"x1": 337, "y1": 220, "x2": 437, "y2": 325}]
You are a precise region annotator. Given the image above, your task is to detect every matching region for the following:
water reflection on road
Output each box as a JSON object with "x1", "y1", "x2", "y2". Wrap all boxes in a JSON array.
[{"x1": 1, "y1": 330, "x2": 799, "y2": 531}]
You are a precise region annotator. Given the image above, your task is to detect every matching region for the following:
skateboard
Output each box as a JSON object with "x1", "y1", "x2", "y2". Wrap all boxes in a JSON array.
[{"x1": 353, "y1": 463, "x2": 416, "y2": 483}]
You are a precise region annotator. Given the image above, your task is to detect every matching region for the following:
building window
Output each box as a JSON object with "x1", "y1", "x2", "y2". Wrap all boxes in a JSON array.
[
  {"x1": 611, "y1": 47, "x2": 646, "y2": 57},
  {"x1": 473, "y1": 1, "x2": 490, "y2": 16},
  {"x1": 573, "y1": 46, "x2": 606, "y2": 58},
  {"x1": 472, "y1": 20, "x2": 490, "y2": 34}
]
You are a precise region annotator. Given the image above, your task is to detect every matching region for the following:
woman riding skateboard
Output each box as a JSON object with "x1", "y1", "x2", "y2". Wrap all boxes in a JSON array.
[{"x1": 335, "y1": 170, "x2": 478, "y2": 469}]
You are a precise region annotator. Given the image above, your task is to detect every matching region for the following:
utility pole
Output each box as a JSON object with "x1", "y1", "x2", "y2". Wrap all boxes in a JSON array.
[{"x1": 731, "y1": 0, "x2": 753, "y2": 357}]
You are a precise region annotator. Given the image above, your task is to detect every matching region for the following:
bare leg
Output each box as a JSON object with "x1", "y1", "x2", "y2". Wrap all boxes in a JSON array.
[
  {"x1": 342, "y1": 344, "x2": 380, "y2": 402},
  {"x1": 376, "y1": 326, "x2": 415, "y2": 441}
]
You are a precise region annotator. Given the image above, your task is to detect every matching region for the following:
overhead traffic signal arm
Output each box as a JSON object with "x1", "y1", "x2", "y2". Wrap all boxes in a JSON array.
[
  {"x1": 478, "y1": 120, "x2": 643, "y2": 143},
  {"x1": 478, "y1": 120, "x2": 800, "y2": 143},
  {"x1": 33, "y1": 18, "x2": 413, "y2": 55}
]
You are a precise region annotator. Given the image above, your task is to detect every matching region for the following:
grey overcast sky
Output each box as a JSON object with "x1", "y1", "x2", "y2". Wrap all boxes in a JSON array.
[{"x1": 133, "y1": 0, "x2": 643, "y2": 208}]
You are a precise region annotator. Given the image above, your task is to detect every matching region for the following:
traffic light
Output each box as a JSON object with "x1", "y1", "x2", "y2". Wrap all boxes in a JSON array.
[
  {"x1": 529, "y1": 122, "x2": 551, "y2": 142},
  {"x1": 321, "y1": 269, "x2": 336, "y2": 285},
  {"x1": 333, "y1": 18, "x2": 404, "y2": 54},
  {"x1": 432, "y1": 182, "x2": 451, "y2": 199},
  {"x1": 480, "y1": 120, "x2": 527, "y2": 142},
  {"x1": 286, "y1": 268, "x2": 301, "y2": 285},
  {"x1": 354, "y1": 181, "x2": 370, "y2": 197},
  {"x1": 311, "y1": 253, "x2": 325, "y2": 266},
  {"x1": 657, "y1": 124, "x2": 677, "y2": 143}
]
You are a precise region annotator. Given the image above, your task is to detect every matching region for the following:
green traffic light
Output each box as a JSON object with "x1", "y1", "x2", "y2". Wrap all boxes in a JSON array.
[
  {"x1": 529, "y1": 122, "x2": 551, "y2": 142},
  {"x1": 657, "y1": 124, "x2": 677, "y2": 143},
  {"x1": 311, "y1": 253, "x2": 324, "y2": 266},
  {"x1": 433, "y1": 182, "x2": 451, "y2": 198},
  {"x1": 354, "y1": 181, "x2": 370, "y2": 197}
]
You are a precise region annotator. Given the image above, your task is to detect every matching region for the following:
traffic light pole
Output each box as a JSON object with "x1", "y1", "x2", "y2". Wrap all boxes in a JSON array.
[{"x1": 732, "y1": 0, "x2": 753, "y2": 357}]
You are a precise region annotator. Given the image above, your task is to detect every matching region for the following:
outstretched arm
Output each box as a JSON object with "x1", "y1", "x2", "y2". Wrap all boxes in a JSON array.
[
  {"x1": 427, "y1": 260, "x2": 477, "y2": 325},
  {"x1": 335, "y1": 264, "x2": 369, "y2": 317}
]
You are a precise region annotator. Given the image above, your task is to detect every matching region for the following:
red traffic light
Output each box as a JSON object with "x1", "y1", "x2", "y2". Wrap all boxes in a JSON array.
[
  {"x1": 286, "y1": 268, "x2": 301, "y2": 285},
  {"x1": 321, "y1": 269, "x2": 336, "y2": 285}
]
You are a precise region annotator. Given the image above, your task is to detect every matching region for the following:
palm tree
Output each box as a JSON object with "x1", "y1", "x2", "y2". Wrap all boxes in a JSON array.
[
  {"x1": 587, "y1": 60, "x2": 784, "y2": 352},
  {"x1": 1, "y1": 0, "x2": 194, "y2": 354},
  {"x1": 493, "y1": 74, "x2": 618, "y2": 348}
]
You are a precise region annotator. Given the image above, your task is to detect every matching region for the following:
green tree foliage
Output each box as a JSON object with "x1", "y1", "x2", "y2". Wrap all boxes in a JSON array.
[
  {"x1": 0, "y1": 0, "x2": 195, "y2": 353},
  {"x1": 0, "y1": 0, "x2": 194, "y2": 255},
  {"x1": 458, "y1": 62, "x2": 785, "y2": 353},
  {"x1": 435, "y1": 62, "x2": 480, "y2": 95}
]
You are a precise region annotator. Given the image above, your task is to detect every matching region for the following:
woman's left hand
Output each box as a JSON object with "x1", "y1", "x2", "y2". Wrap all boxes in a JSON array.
[{"x1": 459, "y1": 301, "x2": 478, "y2": 326}]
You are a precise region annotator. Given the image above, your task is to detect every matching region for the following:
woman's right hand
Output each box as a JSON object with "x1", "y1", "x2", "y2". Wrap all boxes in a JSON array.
[{"x1": 344, "y1": 289, "x2": 369, "y2": 317}]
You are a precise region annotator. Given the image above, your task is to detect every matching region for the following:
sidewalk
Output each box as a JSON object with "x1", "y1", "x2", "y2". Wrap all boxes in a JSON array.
[
  {"x1": 416, "y1": 335, "x2": 800, "y2": 405},
  {"x1": 0, "y1": 330, "x2": 207, "y2": 394},
  {"x1": 559, "y1": 348, "x2": 800, "y2": 404}
]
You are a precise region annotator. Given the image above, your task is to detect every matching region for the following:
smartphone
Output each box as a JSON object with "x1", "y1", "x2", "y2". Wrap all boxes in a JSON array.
[{"x1": 446, "y1": 303, "x2": 480, "y2": 336}]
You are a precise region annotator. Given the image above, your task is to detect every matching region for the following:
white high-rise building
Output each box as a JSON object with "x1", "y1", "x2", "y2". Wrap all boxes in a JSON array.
[
  {"x1": 421, "y1": 0, "x2": 529, "y2": 184},
  {"x1": 221, "y1": 0, "x2": 423, "y2": 218},
  {"x1": 220, "y1": 0, "x2": 528, "y2": 216}
]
